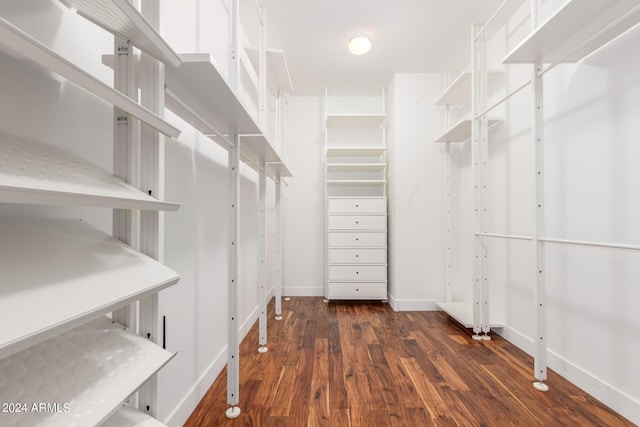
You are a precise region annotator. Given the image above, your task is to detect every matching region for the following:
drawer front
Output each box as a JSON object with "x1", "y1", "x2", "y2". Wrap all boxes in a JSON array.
[
  {"x1": 328, "y1": 215, "x2": 386, "y2": 231},
  {"x1": 328, "y1": 198, "x2": 386, "y2": 214},
  {"x1": 329, "y1": 282, "x2": 387, "y2": 300},
  {"x1": 328, "y1": 232, "x2": 386, "y2": 248},
  {"x1": 329, "y1": 248, "x2": 387, "y2": 264},
  {"x1": 329, "y1": 265, "x2": 387, "y2": 281}
]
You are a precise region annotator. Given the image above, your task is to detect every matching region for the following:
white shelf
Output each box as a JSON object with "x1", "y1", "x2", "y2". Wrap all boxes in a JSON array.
[
  {"x1": 265, "y1": 162, "x2": 292, "y2": 179},
  {"x1": 326, "y1": 114, "x2": 386, "y2": 128},
  {"x1": 238, "y1": 134, "x2": 284, "y2": 164},
  {"x1": 164, "y1": 53, "x2": 261, "y2": 138},
  {"x1": 103, "y1": 406, "x2": 167, "y2": 427},
  {"x1": 60, "y1": 0, "x2": 181, "y2": 67},
  {"x1": 0, "y1": 216, "x2": 180, "y2": 360},
  {"x1": 434, "y1": 70, "x2": 502, "y2": 106},
  {"x1": 503, "y1": 0, "x2": 640, "y2": 64},
  {"x1": 0, "y1": 316, "x2": 175, "y2": 427},
  {"x1": 0, "y1": 17, "x2": 180, "y2": 138},
  {"x1": 327, "y1": 163, "x2": 386, "y2": 170},
  {"x1": 245, "y1": 47, "x2": 294, "y2": 93},
  {"x1": 436, "y1": 301, "x2": 503, "y2": 328},
  {"x1": 434, "y1": 118, "x2": 501, "y2": 143},
  {"x1": 0, "y1": 134, "x2": 179, "y2": 211},
  {"x1": 328, "y1": 180, "x2": 387, "y2": 185},
  {"x1": 327, "y1": 147, "x2": 386, "y2": 156}
]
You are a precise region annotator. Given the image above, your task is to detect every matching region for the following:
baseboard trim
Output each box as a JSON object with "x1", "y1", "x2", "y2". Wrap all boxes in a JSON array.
[
  {"x1": 496, "y1": 325, "x2": 639, "y2": 425},
  {"x1": 282, "y1": 286, "x2": 325, "y2": 297},
  {"x1": 388, "y1": 294, "x2": 441, "y2": 311}
]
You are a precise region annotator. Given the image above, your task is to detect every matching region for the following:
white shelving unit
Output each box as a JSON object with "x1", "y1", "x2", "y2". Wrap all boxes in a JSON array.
[
  {"x1": 0, "y1": 2, "x2": 182, "y2": 425},
  {"x1": 324, "y1": 91, "x2": 388, "y2": 301}
]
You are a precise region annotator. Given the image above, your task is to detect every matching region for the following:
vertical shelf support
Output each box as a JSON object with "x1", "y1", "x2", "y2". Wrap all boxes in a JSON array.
[
  {"x1": 443, "y1": 69, "x2": 453, "y2": 303},
  {"x1": 226, "y1": 136, "x2": 241, "y2": 419},
  {"x1": 531, "y1": 0, "x2": 549, "y2": 393},
  {"x1": 138, "y1": 0, "x2": 166, "y2": 416},
  {"x1": 258, "y1": 5, "x2": 267, "y2": 131},
  {"x1": 258, "y1": 160, "x2": 268, "y2": 354},
  {"x1": 229, "y1": 0, "x2": 240, "y2": 92},
  {"x1": 323, "y1": 88, "x2": 329, "y2": 302},
  {"x1": 274, "y1": 177, "x2": 283, "y2": 320}
]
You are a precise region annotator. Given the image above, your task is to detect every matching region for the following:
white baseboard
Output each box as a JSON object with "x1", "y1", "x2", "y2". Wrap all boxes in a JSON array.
[
  {"x1": 496, "y1": 325, "x2": 640, "y2": 426},
  {"x1": 283, "y1": 286, "x2": 325, "y2": 297}
]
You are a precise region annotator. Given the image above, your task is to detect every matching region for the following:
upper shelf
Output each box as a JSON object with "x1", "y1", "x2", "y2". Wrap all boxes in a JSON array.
[
  {"x1": 0, "y1": 216, "x2": 180, "y2": 360},
  {"x1": 327, "y1": 146, "x2": 386, "y2": 156},
  {"x1": 434, "y1": 118, "x2": 501, "y2": 143},
  {"x1": 245, "y1": 47, "x2": 294, "y2": 93},
  {"x1": 326, "y1": 114, "x2": 386, "y2": 128},
  {"x1": 0, "y1": 134, "x2": 179, "y2": 211},
  {"x1": 238, "y1": 134, "x2": 284, "y2": 164},
  {"x1": 0, "y1": 16, "x2": 179, "y2": 138},
  {"x1": 434, "y1": 70, "x2": 502, "y2": 106},
  {"x1": 0, "y1": 316, "x2": 175, "y2": 426},
  {"x1": 503, "y1": 0, "x2": 640, "y2": 64},
  {"x1": 60, "y1": 0, "x2": 181, "y2": 67}
]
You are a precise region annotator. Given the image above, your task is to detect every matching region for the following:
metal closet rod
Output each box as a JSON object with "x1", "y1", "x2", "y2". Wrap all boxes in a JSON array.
[
  {"x1": 476, "y1": 232, "x2": 533, "y2": 241},
  {"x1": 476, "y1": 232, "x2": 640, "y2": 251},
  {"x1": 474, "y1": 79, "x2": 531, "y2": 120}
]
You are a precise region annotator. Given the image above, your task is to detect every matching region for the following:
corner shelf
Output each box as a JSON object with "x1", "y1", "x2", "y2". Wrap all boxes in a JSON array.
[
  {"x1": 434, "y1": 70, "x2": 502, "y2": 106},
  {"x1": 0, "y1": 17, "x2": 180, "y2": 138},
  {"x1": 503, "y1": 0, "x2": 640, "y2": 64},
  {"x1": 434, "y1": 117, "x2": 501, "y2": 143},
  {"x1": 326, "y1": 114, "x2": 386, "y2": 128},
  {"x1": 60, "y1": 0, "x2": 181, "y2": 67},
  {"x1": 0, "y1": 134, "x2": 179, "y2": 211},
  {"x1": 436, "y1": 301, "x2": 503, "y2": 328},
  {"x1": 0, "y1": 217, "x2": 180, "y2": 360},
  {"x1": 0, "y1": 316, "x2": 175, "y2": 427}
]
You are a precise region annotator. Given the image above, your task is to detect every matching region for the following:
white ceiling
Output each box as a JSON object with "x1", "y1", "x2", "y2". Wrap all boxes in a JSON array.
[{"x1": 264, "y1": 0, "x2": 504, "y2": 95}]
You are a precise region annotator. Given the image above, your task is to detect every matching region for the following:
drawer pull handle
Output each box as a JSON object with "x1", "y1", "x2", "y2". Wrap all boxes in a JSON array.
[
  {"x1": 356, "y1": 204, "x2": 359, "y2": 208},
  {"x1": 355, "y1": 238, "x2": 359, "y2": 241},
  {"x1": 355, "y1": 254, "x2": 359, "y2": 258},
  {"x1": 355, "y1": 221, "x2": 359, "y2": 224},
  {"x1": 356, "y1": 271, "x2": 359, "y2": 275}
]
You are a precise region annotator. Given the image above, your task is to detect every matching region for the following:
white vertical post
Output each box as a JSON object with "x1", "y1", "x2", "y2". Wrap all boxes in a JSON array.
[
  {"x1": 112, "y1": 34, "x2": 139, "y2": 330},
  {"x1": 323, "y1": 88, "x2": 329, "y2": 301},
  {"x1": 229, "y1": 0, "x2": 240, "y2": 92},
  {"x1": 258, "y1": 160, "x2": 268, "y2": 354},
  {"x1": 477, "y1": 26, "x2": 491, "y2": 340},
  {"x1": 226, "y1": 136, "x2": 241, "y2": 419},
  {"x1": 470, "y1": 23, "x2": 484, "y2": 340},
  {"x1": 138, "y1": 0, "x2": 165, "y2": 416},
  {"x1": 443, "y1": 70, "x2": 453, "y2": 303},
  {"x1": 282, "y1": 95, "x2": 290, "y2": 301},
  {"x1": 531, "y1": 0, "x2": 549, "y2": 393},
  {"x1": 274, "y1": 177, "x2": 283, "y2": 320},
  {"x1": 258, "y1": 5, "x2": 267, "y2": 131}
]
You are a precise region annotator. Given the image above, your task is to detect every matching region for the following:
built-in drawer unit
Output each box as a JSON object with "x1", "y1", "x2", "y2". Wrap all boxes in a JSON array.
[
  {"x1": 328, "y1": 248, "x2": 387, "y2": 264},
  {"x1": 328, "y1": 265, "x2": 387, "y2": 282},
  {"x1": 328, "y1": 198, "x2": 387, "y2": 214},
  {"x1": 328, "y1": 215, "x2": 386, "y2": 231},
  {"x1": 328, "y1": 232, "x2": 386, "y2": 248},
  {"x1": 328, "y1": 282, "x2": 388, "y2": 300}
]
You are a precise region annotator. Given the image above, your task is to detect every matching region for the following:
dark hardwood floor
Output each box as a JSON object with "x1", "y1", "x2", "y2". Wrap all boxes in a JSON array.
[{"x1": 184, "y1": 297, "x2": 634, "y2": 426}]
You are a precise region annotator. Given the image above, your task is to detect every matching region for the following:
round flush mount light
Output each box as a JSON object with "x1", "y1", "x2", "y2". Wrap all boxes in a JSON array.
[{"x1": 348, "y1": 35, "x2": 372, "y2": 55}]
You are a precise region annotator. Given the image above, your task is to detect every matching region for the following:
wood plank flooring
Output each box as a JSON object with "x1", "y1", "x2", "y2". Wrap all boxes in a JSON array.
[{"x1": 184, "y1": 297, "x2": 634, "y2": 426}]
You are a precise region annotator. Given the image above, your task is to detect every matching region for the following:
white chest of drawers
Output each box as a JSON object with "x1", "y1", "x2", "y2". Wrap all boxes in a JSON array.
[{"x1": 326, "y1": 197, "x2": 387, "y2": 300}]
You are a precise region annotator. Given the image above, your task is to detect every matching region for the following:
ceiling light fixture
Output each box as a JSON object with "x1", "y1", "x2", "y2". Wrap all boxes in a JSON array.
[{"x1": 348, "y1": 35, "x2": 372, "y2": 55}]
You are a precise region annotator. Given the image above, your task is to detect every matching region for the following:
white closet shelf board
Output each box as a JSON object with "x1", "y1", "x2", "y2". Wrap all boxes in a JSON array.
[
  {"x1": 0, "y1": 17, "x2": 180, "y2": 138},
  {"x1": 0, "y1": 135, "x2": 179, "y2": 211},
  {"x1": 0, "y1": 316, "x2": 175, "y2": 427},
  {"x1": 103, "y1": 406, "x2": 167, "y2": 427},
  {"x1": 60, "y1": 0, "x2": 181, "y2": 67},
  {"x1": 245, "y1": 47, "x2": 294, "y2": 92},
  {"x1": 434, "y1": 118, "x2": 501, "y2": 143},
  {"x1": 503, "y1": 0, "x2": 640, "y2": 63},
  {"x1": 436, "y1": 301, "x2": 503, "y2": 328},
  {"x1": 326, "y1": 114, "x2": 386, "y2": 128},
  {"x1": 327, "y1": 147, "x2": 386, "y2": 156},
  {"x1": 238, "y1": 134, "x2": 282, "y2": 165},
  {"x1": 164, "y1": 53, "x2": 261, "y2": 138},
  {"x1": 327, "y1": 163, "x2": 386, "y2": 170},
  {"x1": 434, "y1": 70, "x2": 501, "y2": 106},
  {"x1": 0, "y1": 217, "x2": 180, "y2": 360},
  {"x1": 265, "y1": 162, "x2": 292, "y2": 179},
  {"x1": 328, "y1": 180, "x2": 387, "y2": 185}
]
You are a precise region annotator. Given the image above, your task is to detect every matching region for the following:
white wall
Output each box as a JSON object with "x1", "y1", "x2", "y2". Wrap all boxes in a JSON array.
[
  {"x1": 283, "y1": 96, "x2": 325, "y2": 296},
  {"x1": 387, "y1": 74, "x2": 446, "y2": 310}
]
